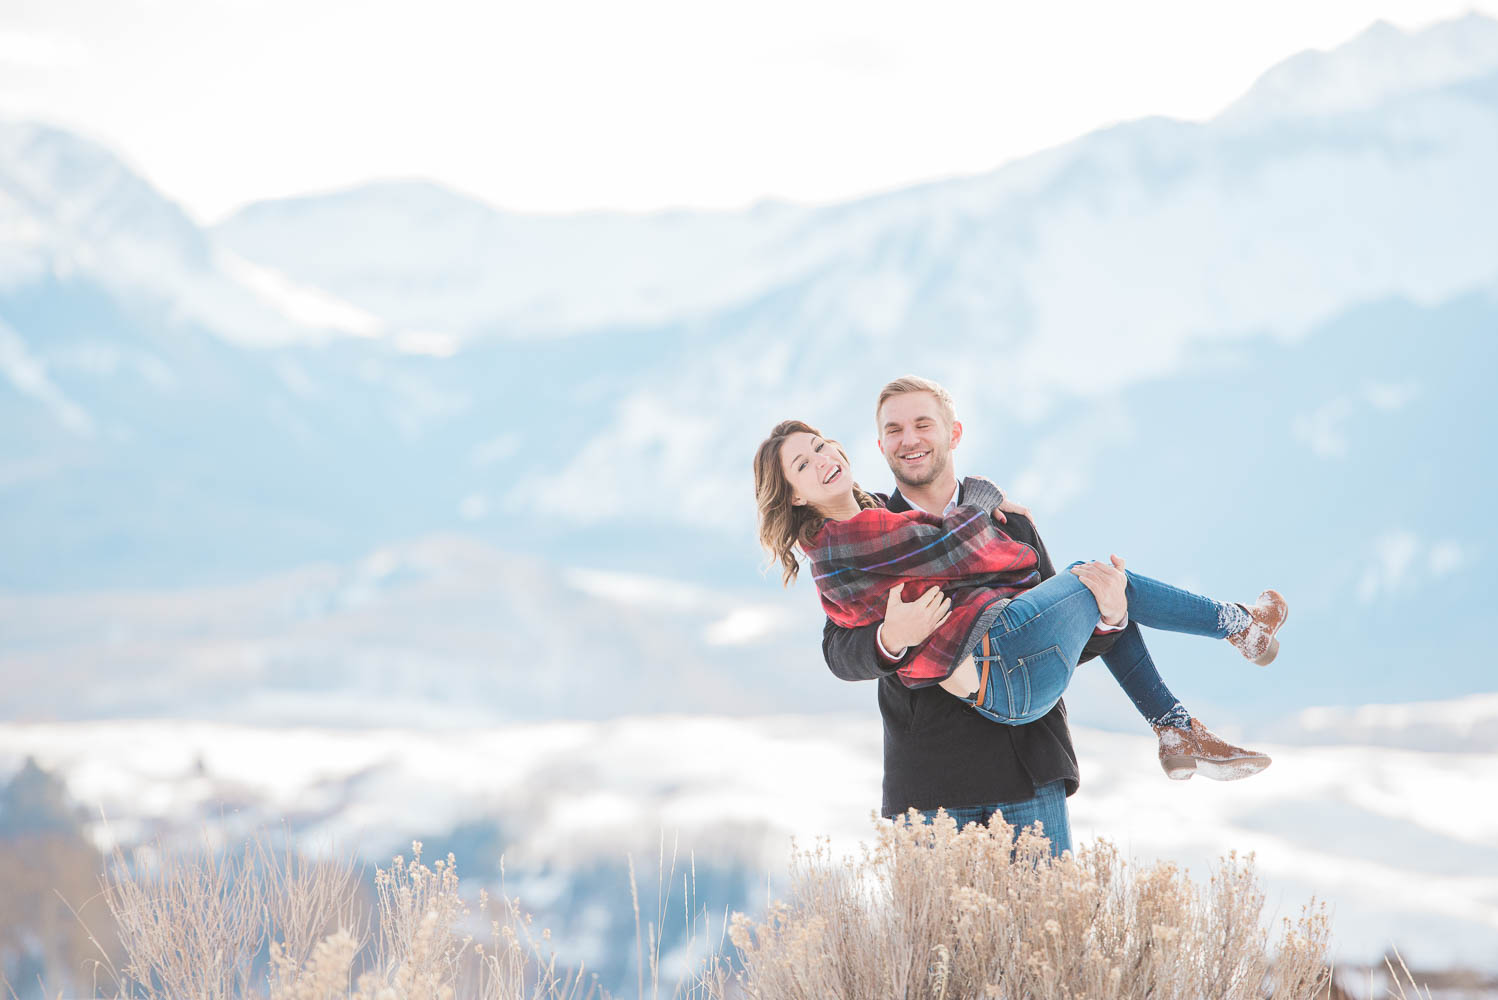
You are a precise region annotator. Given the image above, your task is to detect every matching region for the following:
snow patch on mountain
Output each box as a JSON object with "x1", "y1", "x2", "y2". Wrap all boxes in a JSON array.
[
  {"x1": 216, "y1": 251, "x2": 383, "y2": 338},
  {"x1": 0, "y1": 316, "x2": 95, "y2": 435}
]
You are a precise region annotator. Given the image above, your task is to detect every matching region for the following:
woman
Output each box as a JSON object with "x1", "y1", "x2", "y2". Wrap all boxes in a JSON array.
[{"x1": 753, "y1": 419, "x2": 1286, "y2": 781}]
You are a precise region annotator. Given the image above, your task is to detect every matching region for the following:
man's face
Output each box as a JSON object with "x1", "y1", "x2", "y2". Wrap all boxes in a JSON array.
[{"x1": 876, "y1": 391, "x2": 962, "y2": 489}]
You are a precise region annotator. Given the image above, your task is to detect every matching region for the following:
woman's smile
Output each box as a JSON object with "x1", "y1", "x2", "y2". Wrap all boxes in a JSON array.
[{"x1": 778, "y1": 430, "x2": 857, "y2": 513}]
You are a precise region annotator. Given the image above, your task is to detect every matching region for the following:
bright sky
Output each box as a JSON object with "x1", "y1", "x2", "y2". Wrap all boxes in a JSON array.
[{"x1": 2, "y1": 0, "x2": 1494, "y2": 223}]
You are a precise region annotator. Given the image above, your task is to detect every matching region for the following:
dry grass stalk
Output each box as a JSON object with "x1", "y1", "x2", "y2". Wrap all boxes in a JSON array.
[
  {"x1": 260, "y1": 838, "x2": 368, "y2": 973},
  {"x1": 722, "y1": 811, "x2": 1336, "y2": 1000},
  {"x1": 102, "y1": 837, "x2": 267, "y2": 1000},
  {"x1": 356, "y1": 842, "x2": 469, "y2": 1000},
  {"x1": 469, "y1": 887, "x2": 601, "y2": 1000}
]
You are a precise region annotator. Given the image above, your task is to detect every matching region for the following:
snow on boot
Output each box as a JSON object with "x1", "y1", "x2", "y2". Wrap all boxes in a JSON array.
[
  {"x1": 1154, "y1": 718, "x2": 1272, "y2": 781},
  {"x1": 1226, "y1": 589, "x2": 1288, "y2": 666}
]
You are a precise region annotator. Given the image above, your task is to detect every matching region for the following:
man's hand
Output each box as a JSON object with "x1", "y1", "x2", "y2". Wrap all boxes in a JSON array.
[
  {"x1": 881, "y1": 584, "x2": 952, "y2": 651},
  {"x1": 1070, "y1": 554, "x2": 1128, "y2": 626},
  {"x1": 990, "y1": 495, "x2": 1033, "y2": 526}
]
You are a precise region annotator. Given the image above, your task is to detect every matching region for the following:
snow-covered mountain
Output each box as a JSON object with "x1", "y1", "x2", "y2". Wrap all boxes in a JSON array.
[
  {"x1": 2, "y1": 14, "x2": 1496, "y2": 719},
  {"x1": 1222, "y1": 13, "x2": 1498, "y2": 123},
  {"x1": 0, "y1": 121, "x2": 374, "y2": 348}
]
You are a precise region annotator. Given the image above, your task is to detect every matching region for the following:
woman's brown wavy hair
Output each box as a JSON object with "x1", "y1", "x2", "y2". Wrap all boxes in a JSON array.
[{"x1": 753, "y1": 419, "x2": 880, "y2": 586}]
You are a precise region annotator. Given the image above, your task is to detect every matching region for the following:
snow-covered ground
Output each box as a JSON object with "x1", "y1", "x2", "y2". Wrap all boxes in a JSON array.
[{"x1": 3, "y1": 710, "x2": 1494, "y2": 971}]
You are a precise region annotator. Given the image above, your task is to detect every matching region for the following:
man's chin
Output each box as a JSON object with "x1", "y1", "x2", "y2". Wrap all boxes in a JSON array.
[{"x1": 890, "y1": 466, "x2": 942, "y2": 490}]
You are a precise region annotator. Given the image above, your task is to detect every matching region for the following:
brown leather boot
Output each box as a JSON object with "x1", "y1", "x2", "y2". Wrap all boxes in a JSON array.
[
  {"x1": 1154, "y1": 718, "x2": 1272, "y2": 781},
  {"x1": 1226, "y1": 589, "x2": 1288, "y2": 666}
]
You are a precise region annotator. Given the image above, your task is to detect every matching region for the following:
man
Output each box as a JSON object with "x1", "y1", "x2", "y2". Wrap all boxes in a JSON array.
[{"x1": 821, "y1": 375, "x2": 1128, "y2": 856}]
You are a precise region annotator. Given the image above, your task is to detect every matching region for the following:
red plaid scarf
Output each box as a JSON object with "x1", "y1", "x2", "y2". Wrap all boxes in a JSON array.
[{"x1": 807, "y1": 504, "x2": 1040, "y2": 687}]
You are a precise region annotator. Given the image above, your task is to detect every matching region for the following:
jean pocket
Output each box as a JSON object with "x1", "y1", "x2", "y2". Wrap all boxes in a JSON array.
[{"x1": 1015, "y1": 645, "x2": 1069, "y2": 721}]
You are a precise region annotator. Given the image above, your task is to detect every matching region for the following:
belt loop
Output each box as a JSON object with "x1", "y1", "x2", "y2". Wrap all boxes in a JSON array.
[{"x1": 975, "y1": 634, "x2": 992, "y2": 708}]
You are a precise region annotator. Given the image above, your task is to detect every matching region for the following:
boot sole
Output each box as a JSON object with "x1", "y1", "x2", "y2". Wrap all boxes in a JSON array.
[
  {"x1": 1162, "y1": 754, "x2": 1271, "y2": 781},
  {"x1": 1161, "y1": 756, "x2": 1196, "y2": 780},
  {"x1": 1196, "y1": 755, "x2": 1272, "y2": 781}
]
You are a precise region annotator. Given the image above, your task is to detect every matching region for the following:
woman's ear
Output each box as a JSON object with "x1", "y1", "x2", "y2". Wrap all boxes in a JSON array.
[{"x1": 792, "y1": 496, "x2": 806, "y2": 506}]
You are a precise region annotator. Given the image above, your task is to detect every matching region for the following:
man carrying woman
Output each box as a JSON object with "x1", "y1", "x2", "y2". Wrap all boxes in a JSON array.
[{"x1": 755, "y1": 376, "x2": 1284, "y2": 857}]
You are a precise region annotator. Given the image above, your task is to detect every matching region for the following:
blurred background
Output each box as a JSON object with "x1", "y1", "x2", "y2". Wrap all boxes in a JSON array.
[{"x1": 2, "y1": 0, "x2": 1497, "y2": 994}]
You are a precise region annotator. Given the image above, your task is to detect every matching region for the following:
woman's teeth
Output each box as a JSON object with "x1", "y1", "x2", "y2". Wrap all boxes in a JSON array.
[{"x1": 823, "y1": 466, "x2": 841, "y2": 484}]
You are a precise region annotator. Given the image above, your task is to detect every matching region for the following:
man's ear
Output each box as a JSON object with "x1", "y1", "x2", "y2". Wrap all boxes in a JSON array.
[{"x1": 949, "y1": 420, "x2": 964, "y2": 450}]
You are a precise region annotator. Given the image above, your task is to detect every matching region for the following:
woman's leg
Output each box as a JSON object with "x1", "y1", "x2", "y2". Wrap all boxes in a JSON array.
[
  {"x1": 966, "y1": 571, "x2": 1192, "y2": 729},
  {"x1": 961, "y1": 566, "x2": 1223, "y2": 728},
  {"x1": 961, "y1": 565, "x2": 1272, "y2": 781},
  {"x1": 1098, "y1": 623, "x2": 1192, "y2": 729},
  {"x1": 964, "y1": 570, "x2": 1106, "y2": 725},
  {"x1": 1118, "y1": 569, "x2": 1250, "y2": 639}
]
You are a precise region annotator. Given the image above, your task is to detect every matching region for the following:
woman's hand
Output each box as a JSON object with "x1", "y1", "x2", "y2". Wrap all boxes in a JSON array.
[
  {"x1": 881, "y1": 584, "x2": 952, "y2": 651},
  {"x1": 1070, "y1": 555, "x2": 1128, "y2": 626},
  {"x1": 990, "y1": 496, "x2": 1033, "y2": 525}
]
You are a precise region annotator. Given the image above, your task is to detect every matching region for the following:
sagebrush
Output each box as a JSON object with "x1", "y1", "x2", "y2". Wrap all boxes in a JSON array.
[
  {"x1": 77, "y1": 816, "x2": 1366, "y2": 1000},
  {"x1": 722, "y1": 810, "x2": 1335, "y2": 999}
]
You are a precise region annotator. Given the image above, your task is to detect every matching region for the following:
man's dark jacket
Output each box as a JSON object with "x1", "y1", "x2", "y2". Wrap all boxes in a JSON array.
[{"x1": 821, "y1": 479, "x2": 1120, "y2": 817}]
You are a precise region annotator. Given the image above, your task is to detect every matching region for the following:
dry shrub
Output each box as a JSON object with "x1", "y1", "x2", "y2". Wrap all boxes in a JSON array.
[
  {"x1": 94, "y1": 821, "x2": 1355, "y2": 1000},
  {"x1": 99, "y1": 837, "x2": 598, "y2": 1000},
  {"x1": 103, "y1": 837, "x2": 269, "y2": 1000},
  {"x1": 723, "y1": 811, "x2": 1334, "y2": 1000}
]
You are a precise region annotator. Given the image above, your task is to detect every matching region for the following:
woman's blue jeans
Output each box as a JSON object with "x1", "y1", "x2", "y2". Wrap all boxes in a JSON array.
[{"x1": 963, "y1": 564, "x2": 1243, "y2": 727}]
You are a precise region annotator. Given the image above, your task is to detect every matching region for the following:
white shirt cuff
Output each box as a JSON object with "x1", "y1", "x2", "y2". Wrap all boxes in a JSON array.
[
  {"x1": 1095, "y1": 616, "x2": 1128, "y2": 632},
  {"x1": 876, "y1": 623, "x2": 908, "y2": 661}
]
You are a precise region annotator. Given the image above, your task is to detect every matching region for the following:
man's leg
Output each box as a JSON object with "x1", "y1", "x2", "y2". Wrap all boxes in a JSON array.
[
  {"x1": 914, "y1": 803, "x2": 990, "y2": 831},
  {"x1": 915, "y1": 781, "x2": 1071, "y2": 859},
  {"x1": 984, "y1": 780, "x2": 1071, "y2": 859}
]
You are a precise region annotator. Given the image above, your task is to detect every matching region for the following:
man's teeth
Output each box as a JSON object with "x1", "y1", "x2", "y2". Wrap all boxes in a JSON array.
[{"x1": 903, "y1": 451, "x2": 930, "y2": 461}]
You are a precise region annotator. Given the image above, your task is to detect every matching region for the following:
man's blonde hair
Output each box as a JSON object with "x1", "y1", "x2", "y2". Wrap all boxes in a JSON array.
[{"x1": 876, "y1": 375, "x2": 957, "y2": 429}]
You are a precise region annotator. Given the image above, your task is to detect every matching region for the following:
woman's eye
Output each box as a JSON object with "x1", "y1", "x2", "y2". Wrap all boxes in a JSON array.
[{"x1": 814, "y1": 442, "x2": 824, "y2": 451}]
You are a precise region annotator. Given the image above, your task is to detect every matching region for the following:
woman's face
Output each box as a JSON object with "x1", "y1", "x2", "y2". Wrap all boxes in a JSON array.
[{"x1": 778, "y1": 431, "x2": 851, "y2": 511}]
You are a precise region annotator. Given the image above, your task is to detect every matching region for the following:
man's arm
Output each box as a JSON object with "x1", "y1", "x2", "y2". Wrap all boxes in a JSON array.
[
  {"x1": 823, "y1": 583, "x2": 952, "y2": 681},
  {"x1": 823, "y1": 618, "x2": 899, "y2": 681}
]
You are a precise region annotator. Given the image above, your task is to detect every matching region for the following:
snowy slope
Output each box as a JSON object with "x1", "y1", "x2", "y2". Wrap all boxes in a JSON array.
[
  {"x1": 0, "y1": 120, "x2": 377, "y2": 347},
  {"x1": 1221, "y1": 14, "x2": 1498, "y2": 122},
  {"x1": 213, "y1": 14, "x2": 1498, "y2": 370},
  {"x1": 0, "y1": 535, "x2": 838, "y2": 724}
]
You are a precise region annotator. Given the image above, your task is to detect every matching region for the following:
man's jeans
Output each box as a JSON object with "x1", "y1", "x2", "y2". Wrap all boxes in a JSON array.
[
  {"x1": 916, "y1": 779, "x2": 1071, "y2": 858},
  {"x1": 963, "y1": 565, "x2": 1244, "y2": 727}
]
